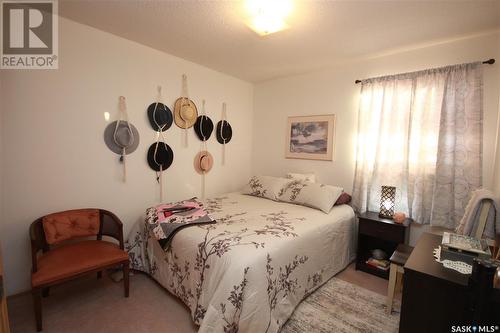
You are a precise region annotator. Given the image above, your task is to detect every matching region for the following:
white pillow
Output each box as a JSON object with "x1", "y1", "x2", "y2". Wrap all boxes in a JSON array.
[
  {"x1": 286, "y1": 172, "x2": 316, "y2": 183},
  {"x1": 278, "y1": 180, "x2": 343, "y2": 213},
  {"x1": 242, "y1": 176, "x2": 292, "y2": 201}
]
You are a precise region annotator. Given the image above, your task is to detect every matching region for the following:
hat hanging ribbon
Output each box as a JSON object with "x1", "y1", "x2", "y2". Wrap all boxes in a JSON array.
[
  {"x1": 194, "y1": 150, "x2": 214, "y2": 200},
  {"x1": 113, "y1": 96, "x2": 134, "y2": 182},
  {"x1": 154, "y1": 133, "x2": 165, "y2": 201},
  {"x1": 182, "y1": 74, "x2": 190, "y2": 147},
  {"x1": 199, "y1": 100, "x2": 208, "y2": 199},
  {"x1": 147, "y1": 85, "x2": 173, "y2": 132},
  {"x1": 216, "y1": 103, "x2": 232, "y2": 165},
  {"x1": 201, "y1": 99, "x2": 206, "y2": 132},
  {"x1": 201, "y1": 155, "x2": 206, "y2": 200},
  {"x1": 146, "y1": 137, "x2": 173, "y2": 203},
  {"x1": 155, "y1": 87, "x2": 167, "y2": 201},
  {"x1": 152, "y1": 86, "x2": 172, "y2": 202},
  {"x1": 173, "y1": 75, "x2": 198, "y2": 144},
  {"x1": 199, "y1": 99, "x2": 208, "y2": 141},
  {"x1": 220, "y1": 103, "x2": 228, "y2": 165},
  {"x1": 194, "y1": 100, "x2": 214, "y2": 142}
]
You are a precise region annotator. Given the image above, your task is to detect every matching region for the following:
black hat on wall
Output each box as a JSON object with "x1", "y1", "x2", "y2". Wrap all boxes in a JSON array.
[
  {"x1": 147, "y1": 142, "x2": 174, "y2": 171},
  {"x1": 147, "y1": 102, "x2": 173, "y2": 132},
  {"x1": 194, "y1": 115, "x2": 214, "y2": 141},
  {"x1": 216, "y1": 120, "x2": 232, "y2": 144}
]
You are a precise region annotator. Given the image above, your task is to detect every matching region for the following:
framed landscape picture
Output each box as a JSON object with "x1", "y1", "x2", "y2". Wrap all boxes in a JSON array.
[{"x1": 285, "y1": 115, "x2": 335, "y2": 161}]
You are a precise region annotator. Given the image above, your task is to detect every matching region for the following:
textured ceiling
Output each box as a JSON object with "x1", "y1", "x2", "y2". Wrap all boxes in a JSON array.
[{"x1": 59, "y1": 0, "x2": 500, "y2": 82}]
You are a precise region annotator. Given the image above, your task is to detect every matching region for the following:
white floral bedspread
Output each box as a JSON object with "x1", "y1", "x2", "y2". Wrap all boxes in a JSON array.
[{"x1": 126, "y1": 192, "x2": 356, "y2": 333}]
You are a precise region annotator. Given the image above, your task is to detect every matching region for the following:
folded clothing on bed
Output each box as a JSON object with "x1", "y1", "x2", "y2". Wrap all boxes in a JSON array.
[{"x1": 146, "y1": 198, "x2": 216, "y2": 249}]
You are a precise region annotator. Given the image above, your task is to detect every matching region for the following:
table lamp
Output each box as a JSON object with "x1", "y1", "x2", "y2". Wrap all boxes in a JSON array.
[{"x1": 379, "y1": 185, "x2": 396, "y2": 218}]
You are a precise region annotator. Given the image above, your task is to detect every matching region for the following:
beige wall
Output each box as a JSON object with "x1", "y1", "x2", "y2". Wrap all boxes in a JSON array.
[
  {"x1": 2, "y1": 17, "x2": 499, "y2": 296},
  {"x1": 0, "y1": 18, "x2": 254, "y2": 295},
  {"x1": 253, "y1": 32, "x2": 500, "y2": 245}
]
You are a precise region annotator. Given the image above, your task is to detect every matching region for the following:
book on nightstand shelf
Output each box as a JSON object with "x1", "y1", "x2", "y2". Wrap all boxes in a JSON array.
[{"x1": 365, "y1": 258, "x2": 390, "y2": 271}]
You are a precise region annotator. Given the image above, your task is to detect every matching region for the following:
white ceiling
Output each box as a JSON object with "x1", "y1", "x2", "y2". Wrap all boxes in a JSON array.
[{"x1": 59, "y1": 0, "x2": 500, "y2": 82}]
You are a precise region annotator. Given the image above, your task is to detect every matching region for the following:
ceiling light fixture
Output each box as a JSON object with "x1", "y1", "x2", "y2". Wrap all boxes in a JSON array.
[{"x1": 244, "y1": 0, "x2": 293, "y2": 36}]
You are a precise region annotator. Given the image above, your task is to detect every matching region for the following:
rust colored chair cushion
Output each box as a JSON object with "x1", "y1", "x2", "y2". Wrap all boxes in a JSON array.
[
  {"x1": 31, "y1": 240, "x2": 128, "y2": 287},
  {"x1": 42, "y1": 209, "x2": 100, "y2": 245}
]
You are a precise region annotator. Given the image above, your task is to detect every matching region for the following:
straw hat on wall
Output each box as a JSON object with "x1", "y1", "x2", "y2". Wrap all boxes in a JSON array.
[{"x1": 174, "y1": 97, "x2": 198, "y2": 129}]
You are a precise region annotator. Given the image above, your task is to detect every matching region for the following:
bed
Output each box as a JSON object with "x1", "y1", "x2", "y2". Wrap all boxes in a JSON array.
[{"x1": 126, "y1": 192, "x2": 356, "y2": 333}]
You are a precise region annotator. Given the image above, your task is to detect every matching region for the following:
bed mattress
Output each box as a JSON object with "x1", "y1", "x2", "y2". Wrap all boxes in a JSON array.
[{"x1": 126, "y1": 192, "x2": 356, "y2": 333}]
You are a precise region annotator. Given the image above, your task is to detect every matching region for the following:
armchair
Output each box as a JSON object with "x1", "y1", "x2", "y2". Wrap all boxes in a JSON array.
[{"x1": 29, "y1": 209, "x2": 129, "y2": 331}]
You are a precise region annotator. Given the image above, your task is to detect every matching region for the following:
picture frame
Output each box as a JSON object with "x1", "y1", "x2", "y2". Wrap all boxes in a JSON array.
[{"x1": 285, "y1": 114, "x2": 335, "y2": 161}]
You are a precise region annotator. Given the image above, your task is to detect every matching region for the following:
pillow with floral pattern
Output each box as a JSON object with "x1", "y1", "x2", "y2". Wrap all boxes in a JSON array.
[
  {"x1": 242, "y1": 176, "x2": 293, "y2": 201},
  {"x1": 278, "y1": 180, "x2": 343, "y2": 213}
]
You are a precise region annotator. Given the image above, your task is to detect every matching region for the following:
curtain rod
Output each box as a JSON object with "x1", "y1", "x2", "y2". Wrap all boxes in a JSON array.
[{"x1": 354, "y1": 58, "x2": 496, "y2": 84}]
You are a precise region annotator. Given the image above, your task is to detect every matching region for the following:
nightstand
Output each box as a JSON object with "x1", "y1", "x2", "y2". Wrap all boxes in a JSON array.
[{"x1": 355, "y1": 211, "x2": 411, "y2": 279}]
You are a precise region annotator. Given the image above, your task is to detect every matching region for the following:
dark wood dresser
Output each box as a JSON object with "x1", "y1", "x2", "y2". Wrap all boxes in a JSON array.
[
  {"x1": 400, "y1": 233, "x2": 471, "y2": 333},
  {"x1": 356, "y1": 211, "x2": 410, "y2": 279}
]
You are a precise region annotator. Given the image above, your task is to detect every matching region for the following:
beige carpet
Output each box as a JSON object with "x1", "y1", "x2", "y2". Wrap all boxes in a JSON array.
[
  {"x1": 8, "y1": 273, "x2": 198, "y2": 333},
  {"x1": 8, "y1": 264, "x2": 397, "y2": 332}
]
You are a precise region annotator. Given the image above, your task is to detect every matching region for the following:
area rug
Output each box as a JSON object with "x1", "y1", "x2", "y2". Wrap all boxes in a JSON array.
[{"x1": 281, "y1": 277, "x2": 400, "y2": 333}]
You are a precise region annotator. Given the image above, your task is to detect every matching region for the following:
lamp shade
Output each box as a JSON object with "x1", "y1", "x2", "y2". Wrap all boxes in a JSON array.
[{"x1": 379, "y1": 186, "x2": 396, "y2": 218}]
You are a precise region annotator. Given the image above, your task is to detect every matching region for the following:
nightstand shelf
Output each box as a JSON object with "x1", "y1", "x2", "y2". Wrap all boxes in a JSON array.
[{"x1": 355, "y1": 211, "x2": 410, "y2": 279}]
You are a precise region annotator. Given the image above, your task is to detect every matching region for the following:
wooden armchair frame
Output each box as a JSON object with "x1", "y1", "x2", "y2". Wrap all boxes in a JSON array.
[{"x1": 29, "y1": 209, "x2": 129, "y2": 331}]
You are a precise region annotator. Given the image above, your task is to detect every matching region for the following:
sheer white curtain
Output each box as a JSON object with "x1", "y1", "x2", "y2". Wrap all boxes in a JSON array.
[{"x1": 352, "y1": 63, "x2": 483, "y2": 228}]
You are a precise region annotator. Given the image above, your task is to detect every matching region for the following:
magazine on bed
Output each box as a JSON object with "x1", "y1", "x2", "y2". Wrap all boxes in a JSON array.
[{"x1": 146, "y1": 198, "x2": 216, "y2": 249}]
